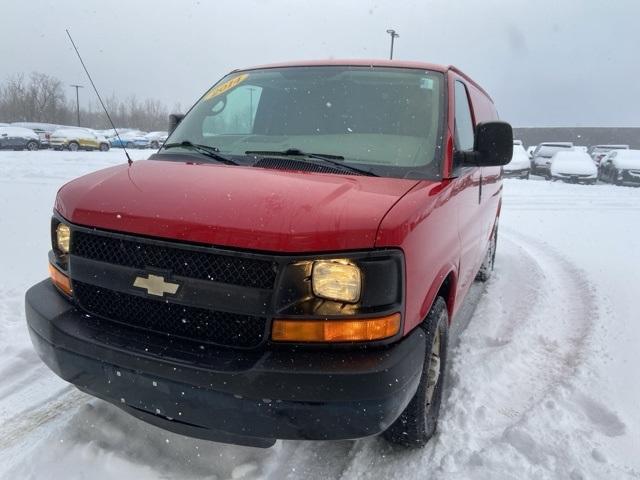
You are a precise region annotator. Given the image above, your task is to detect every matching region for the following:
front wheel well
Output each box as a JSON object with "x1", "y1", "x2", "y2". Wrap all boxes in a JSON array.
[{"x1": 435, "y1": 272, "x2": 456, "y2": 320}]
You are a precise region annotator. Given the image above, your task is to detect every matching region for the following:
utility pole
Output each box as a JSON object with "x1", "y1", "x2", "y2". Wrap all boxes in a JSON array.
[
  {"x1": 386, "y1": 29, "x2": 399, "y2": 60},
  {"x1": 70, "y1": 84, "x2": 84, "y2": 126}
]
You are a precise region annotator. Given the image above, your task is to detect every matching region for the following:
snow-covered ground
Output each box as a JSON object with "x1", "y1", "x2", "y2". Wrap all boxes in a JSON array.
[{"x1": 0, "y1": 150, "x2": 639, "y2": 479}]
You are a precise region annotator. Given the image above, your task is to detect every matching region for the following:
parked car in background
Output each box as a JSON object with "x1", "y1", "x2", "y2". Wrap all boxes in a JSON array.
[
  {"x1": 588, "y1": 144, "x2": 629, "y2": 166},
  {"x1": 110, "y1": 132, "x2": 151, "y2": 149},
  {"x1": 50, "y1": 128, "x2": 110, "y2": 151},
  {"x1": 99, "y1": 128, "x2": 139, "y2": 139},
  {"x1": 598, "y1": 149, "x2": 640, "y2": 186},
  {"x1": 144, "y1": 131, "x2": 169, "y2": 149},
  {"x1": 11, "y1": 122, "x2": 59, "y2": 149},
  {"x1": 550, "y1": 150, "x2": 597, "y2": 184},
  {"x1": 574, "y1": 145, "x2": 588, "y2": 153},
  {"x1": 504, "y1": 142, "x2": 530, "y2": 179},
  {"x1": 531, "y1": 142, "x2": 574, "y2": 177},
  {"x1": 0, "y1": 126, "x2": 40, "y2": 151}
]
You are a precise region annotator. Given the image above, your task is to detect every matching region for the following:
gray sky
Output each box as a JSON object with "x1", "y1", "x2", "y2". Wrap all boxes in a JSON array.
[{"x1": 2, "y1": 0, "x2": 639, "y2": 127}]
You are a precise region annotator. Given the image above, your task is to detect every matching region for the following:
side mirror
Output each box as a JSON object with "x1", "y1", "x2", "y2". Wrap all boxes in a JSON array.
[
  {"x1": 168, "y1": 113, "x2": 185, "y2": 135},
  {"x1": 458, "y1": 121, "x2": 513, "y2": 167}
]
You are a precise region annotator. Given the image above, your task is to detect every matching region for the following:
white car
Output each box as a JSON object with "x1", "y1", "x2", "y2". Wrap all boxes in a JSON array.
[
  {"x1": 49, "y1": 128, "x2": 111, "y2": 151},
  {"x1": 598, "y1": 149, "x2": 640, "y2": 186},
  {"x1": 550, "y1": 151, "x2": 597, "y2": 184},
  {"x1": 503, "y1": 144, "x2": 530, "y2": 179},
  {"x1": 531, "y1": 142, "x2": 574, "y2": 177},
  {"x1": 144, "y1": 131, "x2": 169, "y2": 149}
]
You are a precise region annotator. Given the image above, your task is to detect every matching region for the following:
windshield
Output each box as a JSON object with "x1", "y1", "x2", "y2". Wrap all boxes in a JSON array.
[
  {"x1": 162, "y1": 67, "x2": 445, "y2": 179},
  {"x1": 536, "y1": 145, "x2": 572, "y2": 157}
]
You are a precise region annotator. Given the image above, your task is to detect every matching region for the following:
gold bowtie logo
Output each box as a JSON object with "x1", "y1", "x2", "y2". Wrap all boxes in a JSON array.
[{"x1": 133, "y1": 274, "x2": 180, "y2": 297}]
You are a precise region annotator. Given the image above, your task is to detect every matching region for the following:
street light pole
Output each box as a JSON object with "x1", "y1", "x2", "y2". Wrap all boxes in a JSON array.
[
  {"x1": 70, "y1": 84, "x2": 84, "y2": 126},
  {"x1": 386, "y1": 29, "x2": 399, "y2": 60}
]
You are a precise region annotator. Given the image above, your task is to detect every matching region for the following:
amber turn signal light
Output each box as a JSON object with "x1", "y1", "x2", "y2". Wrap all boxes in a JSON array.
[
  {"x1": 271, "y1": 313, "x2": 401, "y2": 343},
  {"x1": 49, "y1": 263, "x2": 72, "y2": 297}
]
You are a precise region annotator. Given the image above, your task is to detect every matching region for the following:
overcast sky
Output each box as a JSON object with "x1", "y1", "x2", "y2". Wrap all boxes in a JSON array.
[{"x1": 2, "y1": 0, "x2": 639, "y2": 127}]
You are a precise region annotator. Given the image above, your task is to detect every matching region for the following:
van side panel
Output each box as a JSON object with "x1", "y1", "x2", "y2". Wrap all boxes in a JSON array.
[{"x1": 466, "y1": 83, "x2": 502, "y2": 246}]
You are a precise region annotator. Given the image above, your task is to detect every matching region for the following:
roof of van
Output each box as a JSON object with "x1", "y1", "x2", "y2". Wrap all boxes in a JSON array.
[{"x1": 234, "y1": 59, "x2": 493, "y2": 101}]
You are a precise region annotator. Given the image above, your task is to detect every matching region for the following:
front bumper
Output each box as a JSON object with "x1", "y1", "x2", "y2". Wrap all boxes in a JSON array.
[
  {"x1": 503, "y1": 168, "x2": 530, "y2": 178},
  {"x1": 552, "y1": 174, "x2": 597, "y2": 184},
  {"x1": 26, "y1": 280, "x2": 425, "y2": 447}
]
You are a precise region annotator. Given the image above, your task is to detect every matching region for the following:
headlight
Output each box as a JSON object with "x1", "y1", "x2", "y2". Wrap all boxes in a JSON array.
[
  {"x1": 56, "y1": 223, "x2": 71, "y2": 253},
  {"x1": 312, "y1": 259, "x2": 362, "y2": 303}
]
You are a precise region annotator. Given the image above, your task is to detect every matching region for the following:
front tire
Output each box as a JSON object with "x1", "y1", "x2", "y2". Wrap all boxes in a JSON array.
[
  {"x1": 383, "y1": 297, "x2": 449, "y2": 448},
  {"x1": 26, "y1": 140, "x2": 38, "y2": 151},
  {"x1": 476, "y1": 225, "x2": 497, "y2": 282},
  {"x1": 99, "y1": 143, "x2": 109, "y2": 152},
  {"x1": 67, "y1": 142, "x2": 79, "y2": 152}
]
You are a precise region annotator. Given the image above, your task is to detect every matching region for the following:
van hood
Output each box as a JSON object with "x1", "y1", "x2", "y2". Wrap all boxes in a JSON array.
[{"x1": 55, "y1": 159, "x2": 422, "y2": 252}]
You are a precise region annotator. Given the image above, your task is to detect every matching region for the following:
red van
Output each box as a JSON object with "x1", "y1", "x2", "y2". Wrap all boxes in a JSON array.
[{"x1": 26, "y1": 60, "x2": 512, "y2": 448}]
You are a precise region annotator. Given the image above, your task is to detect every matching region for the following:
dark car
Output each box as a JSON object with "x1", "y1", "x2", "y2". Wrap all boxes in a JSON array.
[
  {"x1": 598, "y1": 149, "x2": 640, "y2": 186},
  {"x1": 0, "y1": 126, "x2": 40, "y2": 151}
]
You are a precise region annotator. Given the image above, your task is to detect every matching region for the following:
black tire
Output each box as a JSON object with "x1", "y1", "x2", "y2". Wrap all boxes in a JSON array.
[
  {"x1": 150, "y1": 140, "x2": 159, "y2": 149},
  {"x1": 68, "y1": 141, "x2": 79, "y2": 152},
  {"x1": 99, "y1": 143, "x2": 109, "y2": 152},
  {"x1": 383, "y1": 297, "x2": 449, "y2": 448},
  {"x1": 476, "y1": 225, "x2": 497, "y2": 282},
  {"x1": 26, "y1": 140, "x2": 38, "y2": 151}
]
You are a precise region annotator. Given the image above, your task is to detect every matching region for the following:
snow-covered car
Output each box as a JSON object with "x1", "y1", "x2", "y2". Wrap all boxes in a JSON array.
[
  {"x1": 110, "y1": 132, "x2": 151, "y2": 149},
  {"x1": 531, "y1": 142, "x2": 574, "y2": 177},
  {"x1": 49, "y1": 128, "x2": 110, "y2": 151},
  {"x1": 11, "y1": 122, "x2": 60, "y2": 148},
  {"x1": 598, "y1": 149, "x2": 640, "y2": 186},
  {"x1": 550, "y1": 151, "x2": 597, "y2": 184},
  {"x1": 0, "y1": 126, "x2": 40, "y2": 151},
  {"x1": 588, "y1": 144, "x2": 629, "y2": 166},
  {"x1": 144, "y1": 131, "x2": 169, "y2": 149},
  {"x1": 503, "y1": 143, "x2": 530, "y2": 179}
]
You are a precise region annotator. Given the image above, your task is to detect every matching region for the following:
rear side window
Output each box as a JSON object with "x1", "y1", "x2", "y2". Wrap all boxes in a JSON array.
[{"x1": 454, "y1": 81, "x2": 474, "y2": 151}]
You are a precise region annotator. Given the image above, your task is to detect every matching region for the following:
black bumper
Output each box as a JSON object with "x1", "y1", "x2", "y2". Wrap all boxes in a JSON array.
[{"x1": 25, "y1": 280, "x2": 425, "y2": 447}]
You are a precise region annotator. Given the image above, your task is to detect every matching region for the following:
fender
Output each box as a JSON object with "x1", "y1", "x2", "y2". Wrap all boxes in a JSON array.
[{"x1": 419, "y1": 264, "x2": 458, "y2": 325}]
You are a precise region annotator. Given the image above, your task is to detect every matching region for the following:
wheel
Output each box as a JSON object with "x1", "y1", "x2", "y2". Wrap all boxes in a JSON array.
[
  {"x1": 383, "y1": 297, "x2": 449, "y2": 448},
  {"x1": 67, "y1": 142, "x2": 79, "y2": 152},
  {"x1": 150, "y1": 140, "x2": 159, "y2": 149},
  {"x1": 99, "y1": 143, "x2": 109, "y2": 152},
  {"x1": 26, "y1": 140, "x2": 38, "y2": 151},
  {"x1": 524, "y1": 171, "x2": 530, "y2": 180},
  {"x1": 476, "y1": 225, "x2": 497, "y2": 282}
]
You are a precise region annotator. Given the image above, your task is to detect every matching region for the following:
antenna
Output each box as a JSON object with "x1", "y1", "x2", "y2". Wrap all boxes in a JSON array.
[{"x1": 65, "y1": 29, "x2": 132, "y2": 166}]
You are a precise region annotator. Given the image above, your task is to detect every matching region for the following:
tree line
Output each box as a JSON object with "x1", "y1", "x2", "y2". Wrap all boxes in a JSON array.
[{"x1": 0, "y1": 72, "x2": 176, "y2": 131}]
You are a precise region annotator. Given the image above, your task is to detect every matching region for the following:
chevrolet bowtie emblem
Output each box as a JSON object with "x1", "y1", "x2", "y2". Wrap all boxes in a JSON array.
[{"x1": 133, "y1": 274, "x2": 180, "y2": 297}]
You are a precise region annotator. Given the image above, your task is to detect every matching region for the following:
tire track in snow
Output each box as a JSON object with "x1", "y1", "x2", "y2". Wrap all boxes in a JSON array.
[{"x1": 0, "y1": 387, "x2": 86, "y2": 451}]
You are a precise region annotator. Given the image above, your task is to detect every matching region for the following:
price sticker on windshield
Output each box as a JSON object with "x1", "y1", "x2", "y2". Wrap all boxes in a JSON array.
[{"x1": 204, "y1": 74, "x2": 249, "y2": 101}]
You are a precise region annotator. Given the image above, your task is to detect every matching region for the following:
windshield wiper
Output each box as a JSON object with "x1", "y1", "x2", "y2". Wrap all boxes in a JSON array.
[
  {"x1": 245, "y1": 148, "x2": 378, "y2": 177},
  {"x1": 164, "y1": 141, "x2": 239, "y2": 165}
]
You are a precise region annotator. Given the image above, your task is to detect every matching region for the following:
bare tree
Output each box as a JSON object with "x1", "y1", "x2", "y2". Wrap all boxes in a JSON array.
[{"x1": 0, "y1": 71, "x2": 171, "y2": 131}]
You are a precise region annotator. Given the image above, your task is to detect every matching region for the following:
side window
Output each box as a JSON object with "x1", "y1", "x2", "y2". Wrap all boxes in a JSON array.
[
  {"x1": 454, "y1": 81, "x2": 475, "y2": 151},
  {"x1": 202, "y1": 85, "x2": 263, "y2": 136}
]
